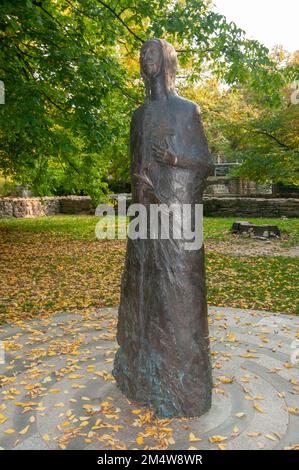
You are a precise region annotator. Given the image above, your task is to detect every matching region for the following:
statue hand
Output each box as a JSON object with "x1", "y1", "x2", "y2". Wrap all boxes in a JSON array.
[{"x1": 152, "y1": 144, "x2": 177, "y2": 166}]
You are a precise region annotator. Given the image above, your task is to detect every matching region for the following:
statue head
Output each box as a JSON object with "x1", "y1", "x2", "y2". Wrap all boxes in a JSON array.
[{"x1": 140, "y1": 38, "x2": 178, "y2": 101}]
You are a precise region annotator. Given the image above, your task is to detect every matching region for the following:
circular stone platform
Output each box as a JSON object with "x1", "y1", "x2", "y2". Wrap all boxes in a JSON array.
[{"x1": 0, "y1": 307, "x2": 298, "y2": 450}]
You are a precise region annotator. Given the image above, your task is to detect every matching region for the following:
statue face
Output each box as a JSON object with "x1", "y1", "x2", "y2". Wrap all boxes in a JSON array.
[{"x1": 140, "y1": 41, "x2": 163, "y2": 78}]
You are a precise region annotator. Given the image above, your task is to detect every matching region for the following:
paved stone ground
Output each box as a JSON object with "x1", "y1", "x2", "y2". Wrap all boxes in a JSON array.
[{"x1": 0, "y1": 307, "x2": 298, "y2": 450}]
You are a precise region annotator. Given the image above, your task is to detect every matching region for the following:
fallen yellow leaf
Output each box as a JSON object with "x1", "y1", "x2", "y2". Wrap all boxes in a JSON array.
[
  {"x1": 287, "y1": 407, "x2": 299, "y2": 415},
  {"x1": 218, "y1": 444, "x2": 227, "y2": 450},
  {"x1": 189, "y1": 432, "x2": 202, "y2": 442},
  {"x1": 4, "y1": 429, "x2": 15, "y2": 434},
  {"x1": 19, "y1": 425, "x2": 30, "y2": 435},
  {"x1": 0, "y1": 413, "x2": 8, "y2": 425},
  {"x1": 218, "y1": 376, "x2": 234, "y2": 384},
  {"x1": 209, "y1": 435, "x2": 227, "y2": 443},
  {"x1": 247, "y1": 431, "x2": 261, "y2": 437},
  {"x1": 253, "y1": 403, "x2": 265, "y2": 413},
  {"x1": 284, "y1": 363, "x2": 294, "y2": 369},
  {"x1": 265, "y1": 434, "x2": 277, "y2": 441},
  {"x1": 227, "y1": 332, "x2": 236, "y2": 343}
]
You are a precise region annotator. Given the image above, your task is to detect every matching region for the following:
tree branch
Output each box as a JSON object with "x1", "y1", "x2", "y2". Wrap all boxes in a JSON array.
[
  {"x1": 94, "y1": 0, "x2": 143, "y2": 43},
  {"x1": 14, "y1": 46, "x2": 68, "y2": 112},
  {"x1": 251, "y1": 130, "x2": 293, "y2": 151}
]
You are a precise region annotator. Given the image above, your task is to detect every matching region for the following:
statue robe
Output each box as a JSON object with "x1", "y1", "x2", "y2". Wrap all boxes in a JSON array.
[{"x1": 113, "y1": 94, "x2": 213, "y2": 418}]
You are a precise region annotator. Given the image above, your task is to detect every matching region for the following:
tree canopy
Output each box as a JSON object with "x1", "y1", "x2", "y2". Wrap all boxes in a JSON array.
[{"x1": 0, "y1": 0, "x2": 298, "y2": 200}]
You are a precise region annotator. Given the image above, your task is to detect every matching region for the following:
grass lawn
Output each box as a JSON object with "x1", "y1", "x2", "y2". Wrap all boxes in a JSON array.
[{"x1": 0, "y1": 215, "x2": 298, "y2": 323}]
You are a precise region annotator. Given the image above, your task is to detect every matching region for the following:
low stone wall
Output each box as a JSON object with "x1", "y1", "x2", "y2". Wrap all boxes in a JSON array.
[
  {"x1": 203, "y1": 197, "x2": 299, "y2": 218},
  {"x1": 112, "y1": 195, "x2": 299, "y2": 218},
  {"x1": 0, "y1": 195, "x2": 298, "y2": 218},
  {"x1": 59, "y1": 196, "x2": 93, "y2": 214},
  {"x1": 0, "y1": 196, "x2": 93, "y2": 218},
  {"x1": 0, "y1": 197, "x2": 60, "y2": 218},
  {"x1": 205, "y1": 176, "x2": 272, "y2": 196}
]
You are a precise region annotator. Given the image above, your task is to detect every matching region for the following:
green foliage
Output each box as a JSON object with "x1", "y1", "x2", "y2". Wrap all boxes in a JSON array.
[
  {"x1": 0, "y1": 0, "x2": 295, "y2": 199},
  {"x1": 229, "y1": 105, "x2": 299, "y2": 185},
  {"x1": 181, "y1": 52, "x2": 299, "y2": 186},
  {"x1": 0, "y1": 175, "x2": 16, "y2": 196},
  {"x1": 0, "y1": 0, "x2": 133, "y2": 201}
]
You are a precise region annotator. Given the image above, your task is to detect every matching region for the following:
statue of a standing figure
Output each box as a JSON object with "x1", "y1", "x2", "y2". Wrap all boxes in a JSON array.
[{"x1": 113, "y1": 38, "x2": 213, "y2": 418}]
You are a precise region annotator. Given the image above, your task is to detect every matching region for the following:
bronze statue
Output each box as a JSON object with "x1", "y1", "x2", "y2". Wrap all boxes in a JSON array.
[{"x1": 113, "y1": 38, "x2": 213, "y2": 418}]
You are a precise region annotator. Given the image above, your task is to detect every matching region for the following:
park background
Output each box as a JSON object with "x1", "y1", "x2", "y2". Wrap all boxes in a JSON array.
[
  {"x1": 0, "y1": 0, "x2": 299, "y2": 452},
  {"x1": 0, "y1": 0, "x2": 298, "y2": 323}
]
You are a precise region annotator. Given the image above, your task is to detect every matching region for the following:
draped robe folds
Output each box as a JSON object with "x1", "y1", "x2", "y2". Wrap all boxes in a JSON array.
[{"x1": 113, "y1": 92, "x2": 214, "y2": 418}]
